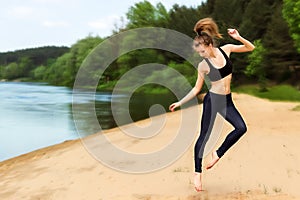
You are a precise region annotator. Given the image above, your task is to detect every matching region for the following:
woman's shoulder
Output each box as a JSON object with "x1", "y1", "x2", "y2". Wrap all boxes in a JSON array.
[
  {"x1": 219, "y1": 44, "x2": 234, "y2": 56},
  {"x1": 198, "y1": 60, "x2": 209, "y2": 74},
  {"x1": 220, "y1": 44, "x2": 234, "y2": 51}
]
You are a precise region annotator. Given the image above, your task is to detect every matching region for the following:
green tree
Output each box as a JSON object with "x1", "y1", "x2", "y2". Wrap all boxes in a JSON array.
[
  {"x1": 200, "y1": 0, "x2": 215, "y2": 15},
  {"x1": 126, "y1": 0, "x2": 169, "y2": 28},
  {"x1": 65, "y1": 36, "x2": 103, "y2": 86},
  {"x1": 263, "y1": 2, "x2": 300, "y2": 82},
  {"x1": 239, "y1": 0, "x2": 277, "y2": 41},
  {"x1": 245, "y1": 40, "x2": 267, "y2": 91},
  {"x1": 168, "y1": 61, "x2": 197, "y2": 86},
  {"x1": 0, "y1": 46, "x2": 69, "y2": 67},
  {"x1": 44, "y1": 35, "x2": 103, "y2": 86},
  {"x1": 0, "y1": 46, "x2": 69, "y2": 81},
  {"x1": 2, "y1": 62, "x2": 20, "y2": 80},
  {"x1": 212, "y1": 0, "x2": 249, "y2": 33},
  {"x1": 32, "y1": 65, "x2": 47, "y2": 81},
  {"x1": 19, "y1": 57, "x2": 34, "y2": 77},
  {"x1": 44, "y1": 52, "x2": 71, "y2": 85},
  {"x1": 0, "y1": 66, "x2": 3, "y2": 78},
  {"x1": 167, "y1": 4, "x2": 201, "y2": 37},
  {"x1": 282, "y1": 0, "x2": 300, "y2": 53}
]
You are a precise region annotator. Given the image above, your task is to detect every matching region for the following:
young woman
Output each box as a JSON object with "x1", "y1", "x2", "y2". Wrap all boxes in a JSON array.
[{"x1": 169, "y1": 18, "x2": 255, "y2": 192}]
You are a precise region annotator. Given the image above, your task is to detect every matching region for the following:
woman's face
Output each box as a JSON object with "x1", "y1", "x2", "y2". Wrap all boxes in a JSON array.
[{"x1": 193, "y1": 39, "x2": 213, "y2": 58}]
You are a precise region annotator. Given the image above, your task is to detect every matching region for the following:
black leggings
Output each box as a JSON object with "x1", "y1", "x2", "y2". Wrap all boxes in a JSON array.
[{"x1": 194, "y1": 92, "x2": 247, "y2": 173}]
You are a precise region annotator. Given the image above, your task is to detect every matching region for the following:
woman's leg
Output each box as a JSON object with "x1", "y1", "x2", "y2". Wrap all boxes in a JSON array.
[
  {"x1": 194, "y1": 93, "x2": 218, "y2": 173},
  {"x1": 216, "y1": 100, "x2": 247, "y2": 158},
  {"x1": 194, "y1": 93, "x2": 218, "y2": 191}
]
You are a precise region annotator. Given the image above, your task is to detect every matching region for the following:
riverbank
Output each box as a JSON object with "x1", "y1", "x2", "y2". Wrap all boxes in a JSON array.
[{"x1": 0, "y1": 93, "x2": 300, "y2": 200}]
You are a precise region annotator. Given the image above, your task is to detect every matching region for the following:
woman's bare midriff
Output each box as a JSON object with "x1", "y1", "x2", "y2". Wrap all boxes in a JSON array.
[{"x1": 209, "y1": 74, "x2": 232, "y2": 95}]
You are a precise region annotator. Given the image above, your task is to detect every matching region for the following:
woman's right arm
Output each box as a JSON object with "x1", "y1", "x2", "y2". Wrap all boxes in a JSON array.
[{"x1": 169, "y1": 63, "x2": 205, "y2": 112}]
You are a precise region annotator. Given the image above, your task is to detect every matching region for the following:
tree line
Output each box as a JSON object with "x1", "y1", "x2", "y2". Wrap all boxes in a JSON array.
[
  {"x1": 0, "y1": 46, "x2": 69, "y2": 80},
  {"x1": 0, "y1": 0, "x2": 299, "y2": 92}
]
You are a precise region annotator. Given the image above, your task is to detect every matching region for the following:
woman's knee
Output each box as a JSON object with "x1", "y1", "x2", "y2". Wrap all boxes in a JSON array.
[{"x1": 237, "y1": 123, "x2": 247, "y2": 135}]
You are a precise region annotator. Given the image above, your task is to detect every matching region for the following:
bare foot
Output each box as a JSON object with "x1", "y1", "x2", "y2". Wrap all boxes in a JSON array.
[
  {"x1": 206, "y1": 151, "x2": 220, "y2": 170},
  {"x1": 194, "y1": 172, "x2": 203, "y2": 192}
]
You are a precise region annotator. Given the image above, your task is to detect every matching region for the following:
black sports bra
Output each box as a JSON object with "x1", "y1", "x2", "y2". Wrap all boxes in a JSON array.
[{"x1": 204, "y1": 47, "x2": 233, "y2": 82}]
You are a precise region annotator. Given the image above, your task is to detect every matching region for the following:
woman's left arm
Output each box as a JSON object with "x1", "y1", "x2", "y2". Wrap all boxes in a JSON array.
[{"x1": 223, "y1": 29, "x2": 255, "y2": 53}]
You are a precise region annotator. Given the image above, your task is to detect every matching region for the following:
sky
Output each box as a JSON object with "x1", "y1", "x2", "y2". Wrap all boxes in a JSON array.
[{"x1": 0, "y1": 0, "x2": 204, "y2": 52}]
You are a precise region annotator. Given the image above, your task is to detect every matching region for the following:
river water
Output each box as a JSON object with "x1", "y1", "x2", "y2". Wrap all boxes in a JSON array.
[
  {"x1": 0, "y1": 82, "x2": 178, "y2": 161},
  {"x1": 0, "y1": 82, "x2": 77, "y2": 161}
]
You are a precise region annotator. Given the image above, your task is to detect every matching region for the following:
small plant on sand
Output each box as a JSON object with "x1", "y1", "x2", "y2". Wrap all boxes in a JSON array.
[
  {"x1": 173, "y1": 167, "x2": 189, "y2": 173},
  {"x1": 263, "y1": 184, "x2": 268, "y2": 194},
  {"x1": 292, "y1": 105, "x2": 300, "y2": 111},
  {"x1": 173, "y1": 167, "x2": 183, "y2": 172},
  {"x1": 273, "y1": 187, "x2": 282, "y2": 193}
]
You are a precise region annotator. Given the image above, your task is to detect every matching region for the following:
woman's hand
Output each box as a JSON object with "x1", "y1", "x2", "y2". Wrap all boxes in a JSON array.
[
  {"x1": 226, "y1": 28, "x2": 255, "y2": 52},
  {"x1": 169, "y1": 102, "x2": 181, "y2": 112},
  {"x1": 227, "y1": 28, "x2": 241, "y2": 40}
]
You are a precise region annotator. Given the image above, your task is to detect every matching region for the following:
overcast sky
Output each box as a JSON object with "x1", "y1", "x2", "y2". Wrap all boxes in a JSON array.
[{"x1": 0, "y1": 0, "x2": 204, "y2": 52}]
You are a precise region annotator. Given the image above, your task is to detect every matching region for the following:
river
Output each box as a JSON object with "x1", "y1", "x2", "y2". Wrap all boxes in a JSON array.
[{"x1": 0, "y1": 82, "x2": 177, "y2": 161}]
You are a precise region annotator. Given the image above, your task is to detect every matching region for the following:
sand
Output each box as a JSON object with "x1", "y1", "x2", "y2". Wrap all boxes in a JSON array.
[{"x1": 0, "y1": 93, "x2": 300, "y2": 200}]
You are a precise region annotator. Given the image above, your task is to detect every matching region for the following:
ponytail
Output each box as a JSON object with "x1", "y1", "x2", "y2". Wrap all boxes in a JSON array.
[{"x1": 194, "y1": 18, "x2": 222, "y2": 39}]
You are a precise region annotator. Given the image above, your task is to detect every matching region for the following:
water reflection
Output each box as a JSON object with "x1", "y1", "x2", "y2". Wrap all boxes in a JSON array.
[
  {"x1": 0, "y1": 82, "x2": 192, "y2": 161},
  {"x1": 73, "y1": 91, "x2": 179, "y2": 137}
]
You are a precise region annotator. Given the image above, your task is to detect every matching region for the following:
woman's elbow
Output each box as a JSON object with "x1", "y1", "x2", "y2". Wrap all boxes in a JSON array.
[
  {"x1": 194, "y1": 86, "x2": 202, "y2": 94},
  {"x1": 249, "y1": 44, "x2": 255, "y2": 51}
]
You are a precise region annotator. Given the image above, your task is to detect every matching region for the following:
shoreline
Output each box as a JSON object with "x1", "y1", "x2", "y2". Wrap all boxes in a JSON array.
[
  {"x1": 1, "y1": 93, "x2": 300, "y2": 200},
  {"x1": 0, "y1": 140, "x2": 79, "y2": 169}
]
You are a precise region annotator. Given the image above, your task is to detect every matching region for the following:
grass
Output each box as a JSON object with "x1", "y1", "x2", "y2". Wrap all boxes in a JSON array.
[
  {"x1": 292, "y1": 105, "x2": 300, "y2": 111},
  {"x1": 233, "y1": 84, "x2": 300, "y2": 102}
]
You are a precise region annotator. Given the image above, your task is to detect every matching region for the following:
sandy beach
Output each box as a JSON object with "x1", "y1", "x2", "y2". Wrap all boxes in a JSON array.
[{"x1": 0, "y1": 93, "x2": 300, "y2": 200}]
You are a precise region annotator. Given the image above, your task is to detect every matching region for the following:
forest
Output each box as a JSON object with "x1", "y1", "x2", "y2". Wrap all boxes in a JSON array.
[{"x1": 0, "y1": 0, "x2": 299, "y2": 93}]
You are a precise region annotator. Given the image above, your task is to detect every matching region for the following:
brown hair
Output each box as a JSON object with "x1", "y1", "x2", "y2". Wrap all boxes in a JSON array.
[{"x1": 193, "y1": 18, "x2": 222, "y2": 46}]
